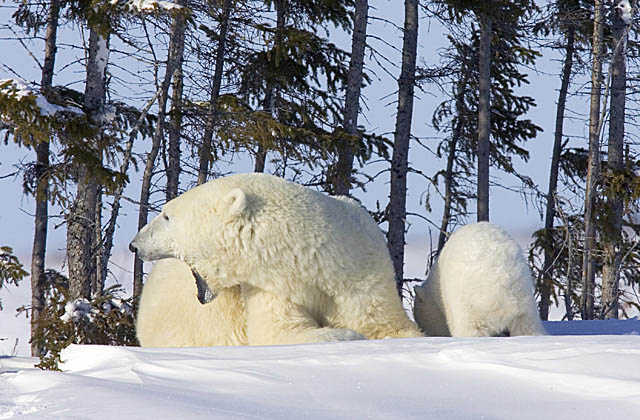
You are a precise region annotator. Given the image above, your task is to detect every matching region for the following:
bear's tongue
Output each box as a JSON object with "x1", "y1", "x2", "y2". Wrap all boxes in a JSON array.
[{"x1": 191, "y1": 268, "x2": 216, "y2": 304}]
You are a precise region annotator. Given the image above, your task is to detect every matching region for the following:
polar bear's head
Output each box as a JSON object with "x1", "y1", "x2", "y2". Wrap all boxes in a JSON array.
[{"x1": 129, "y1": 178, "x2": 252, "y2": 296}]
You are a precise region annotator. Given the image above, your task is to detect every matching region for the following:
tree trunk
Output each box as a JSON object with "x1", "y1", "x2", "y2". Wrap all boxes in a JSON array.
[
  {"x1": 565, "y1": 224, "x2": 575, "y2": 320},
  {"x1": 166, "y1": 76, "x2": 183, "y2": 200},
  {"x1": 437, "y1": 71, "x2": 469, "y2": 254},
  {"x1": 254, "y1": 0, "x2": 286, "y2": 173},
  {"x1": 133, "y1": 139, "x2": 162, "y2": 312},
  {"x1": 602, "y1": 3, "x2": 629, "y2": 320},
  {"x1": 67, "y1": 28, "x2": 108, "y2": 300},
  {"x1": 539, "y1": 25, "x2": 575, "y2": 321},
  {"x1": 165, "y1": 0, "x2": 187, "y2": 200},
  {"x1": 133, "y1": 39, "x2": 181, "y2": 312},
  {"x1": 92, "y1": 186, "x2": 103, "y2": 296},
  {"x1": 101, "y1": 89, "x2": 162, "y2": 288},
  {"x1": 30, "y1": 0, "x2": 60, "y2": 356},
  {"x1": 387, "y1": 0, "x2": 418, "y2": 296},
  {"x1": 197, "y1": 0, "x2": 232, "y2": 185},
  {"x1": 254, "y1": 144, "x2": 267, "y2": 173},
  {"x1": 133, "y1": 139, "x2": 162, "y2": 311},
  {"x1": 476, "y1": 11, "x2": 492, "y2": 222},
  {"x1": 67, "y1": 169, "x2": 98, "y2": 300},
  {"x1": 581, "y1": 0, "x2": 605, "y2": 320},
  {"x1": 30, "y1": 141, "x2": 50, "y2": 355},
  {"x1": 333, "y1": 0, "x2": 368, "y2": 196},
  {"x1": 437, "y1": 134, "x2": 458, "y2": 255}
]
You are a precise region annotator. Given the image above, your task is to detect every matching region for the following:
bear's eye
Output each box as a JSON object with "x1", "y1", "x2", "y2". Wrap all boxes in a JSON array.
[{"x1": 163, "y1": 214, "x2": 170, "y2": 221}]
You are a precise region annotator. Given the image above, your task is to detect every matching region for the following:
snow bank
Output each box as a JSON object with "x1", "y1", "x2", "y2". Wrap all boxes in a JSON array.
[{"x1": 2, "y1": 322, "x2": 640, "y2": 419}]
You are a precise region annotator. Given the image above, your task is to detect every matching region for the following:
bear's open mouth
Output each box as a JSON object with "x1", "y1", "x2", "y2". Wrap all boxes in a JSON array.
[{"x1": 191, "y1": 268, "x2": 216, "y2": 304}]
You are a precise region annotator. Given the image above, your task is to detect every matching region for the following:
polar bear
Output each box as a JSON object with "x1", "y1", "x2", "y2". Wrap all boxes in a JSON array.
[
  {"x1": 413, "y1": 222, "x2": 545, "y2": 337},
  {"x1": 136, "y1": 258, "x2": 247, "y2": 347},
  {"x1": 130, "y1": 173, "x2": 422, "y2": 346}
]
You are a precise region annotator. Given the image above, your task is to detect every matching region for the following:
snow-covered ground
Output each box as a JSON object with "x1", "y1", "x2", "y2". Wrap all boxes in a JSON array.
[{"x1": 1, "y1": 320, "x2": 639, "y2": 420}]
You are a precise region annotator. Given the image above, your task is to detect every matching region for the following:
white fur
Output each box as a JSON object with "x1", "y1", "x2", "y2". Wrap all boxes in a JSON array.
[
  {"x1": 131, "y1": 173, "x2": 422, "y2": 346},
  {"x1": 136, "y1": 258, "x2": 247, "y2": 347},
  {"x1": 413, "y1": 222, "x2": 545, "y2": 337}
]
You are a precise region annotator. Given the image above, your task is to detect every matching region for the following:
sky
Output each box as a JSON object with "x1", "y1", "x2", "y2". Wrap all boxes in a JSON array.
[{"x1": 0, "y1": 2, "x2": 593, "y2": 294}]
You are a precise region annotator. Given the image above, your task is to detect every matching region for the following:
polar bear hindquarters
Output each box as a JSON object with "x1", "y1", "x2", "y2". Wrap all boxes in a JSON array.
[{"x1": 414, "y1": 222, "x2": 545, "y2": 337}]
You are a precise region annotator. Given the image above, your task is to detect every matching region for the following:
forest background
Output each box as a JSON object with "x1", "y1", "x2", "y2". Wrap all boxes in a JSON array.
[{"x1": 1, "y1": 0, "x2": 639, "y2": 360}]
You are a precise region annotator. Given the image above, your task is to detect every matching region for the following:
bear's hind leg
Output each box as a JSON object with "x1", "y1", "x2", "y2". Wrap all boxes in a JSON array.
[
  {"x1": 508, "y1": 312, "x2": 546, "y2": 336},
  {"x1": 413, "y1": 284, "x2": 451, "y2": 336},
  {"x1": 242, "y1": 284, "x2": 365, "y2": 345},
  {"x1": 447, "y1": 311, "x2": 495, "y2": 337},
  {"x1": 333, "y1": 282, "x2": 423, "y2": 340}
]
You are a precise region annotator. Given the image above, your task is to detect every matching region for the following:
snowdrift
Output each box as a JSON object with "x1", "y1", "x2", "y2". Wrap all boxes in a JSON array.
[{"x1": 1, "y1": 320, "x2": 640, "y2": 419}]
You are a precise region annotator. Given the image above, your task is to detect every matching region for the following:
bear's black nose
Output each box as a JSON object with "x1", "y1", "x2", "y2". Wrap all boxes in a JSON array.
[{"x1": 129, "y1": 243, "x2": 137, "y2": 253}]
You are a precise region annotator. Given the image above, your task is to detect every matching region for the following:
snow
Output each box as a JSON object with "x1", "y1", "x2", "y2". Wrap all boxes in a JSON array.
[
  {"x1": 0, "y1": 79, "x2": 83, "y2": 117},
  {"x1": 0, "y1": 80, "x2": 31, "y2": 100},
  {"x1": 111, "y1": 0, "x2": 184, "y2": 13},
  {"x1": 95, "y1": 36, "x2": 110, "y2": 88},
  {"x1": 1, "y1": 320, "x2": 639, "y2": 419},
  {"x1": 58, "y1": 295, "x2": 132, "y2": 322},
  {"x1": 59, "y1": 299, "x2": 92, "y2": 323},
  {"x1": 616, "y1": 0, "x2": 634, "y2": 25},
  {"x1": 99, "y1": 104, "x2": 117, "y2": 124}
]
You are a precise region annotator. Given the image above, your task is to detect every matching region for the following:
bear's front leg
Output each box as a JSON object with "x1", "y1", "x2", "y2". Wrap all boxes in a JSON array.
[{"x1": 241, "y1": 284, "x2": 365, "y2": 345}]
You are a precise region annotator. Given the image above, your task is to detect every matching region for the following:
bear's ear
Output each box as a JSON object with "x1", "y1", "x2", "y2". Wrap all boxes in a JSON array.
[{"x1": 223, "y1": 188, "x2": 248, "y2": 219}]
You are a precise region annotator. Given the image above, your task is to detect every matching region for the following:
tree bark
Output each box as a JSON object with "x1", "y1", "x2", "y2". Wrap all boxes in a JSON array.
[
  {"x1": 254, "y1": 0, "x2": 286, "y2": 173},
  {"x1": 30, "y1": 0, "x2": 60, "y2": 357},
  {"x1": 133, "y1": 140, "x2": 162, "y2": 312},
  {"x1": 67, "y1": 28, "x2": 108, "y2": 300},
  {"x1": 581, "y1": 0, "x2": 605, "y2": 320},
  {"x1": 197, "y1": 0, "x2": 232, "y2": 185},
  {"x1": 565, "y1": 224, "x2": 575, "y2": 320},
  {"x1": 476, "y1": 11, "x2": 492, "y2": 222},
  {"x1": 165, "y1": 0, "x2": 187, "y2": 200},
  {"x1": 67, "y1": 167, "x2": 99, "y2": 300},
  {"x1": 437, "y1": 71, "x2": 469, "y2": 254},
  {"x1": 387, "y1": 0, "x2": 418, "y2": 296},
  {"x1": 101, "y1": 89, "x2": 162, "y2": 288},
  {"x1": 602, "y1": 3, "x2": 629, "y2": 320},
  {"x1": 437, "y1": 134, "x2": 458, "y2": 254},
  {"x1": 133, "y1": 40, "x2": 181, "y2": 311},
  {"x1": 254, "y1": 144, "x2": 267, "y2": 173},
  {"x1": 333, "y1": 0, "x2": 368, "y2": 196},
  {"x1": 92, "y1": 186, "x2": 103, "y2": 296},
  {"x1": 539, "y1": 25, "x2": 575, "y2": 321}
]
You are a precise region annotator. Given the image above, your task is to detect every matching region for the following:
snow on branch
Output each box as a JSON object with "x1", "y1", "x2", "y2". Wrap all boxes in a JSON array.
[
  {"x1": 616, "y1": 0, "x2": 634, "y2": 25},
  {"x1": 0, "y1": 78, "x2": 83, "y2": 117},
  {"x1": 60, "y1": 299, "x2": 94, "y2": 323},
  {"x1": 109, "y1": 0, "x2": 184, "y2": 14}
]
